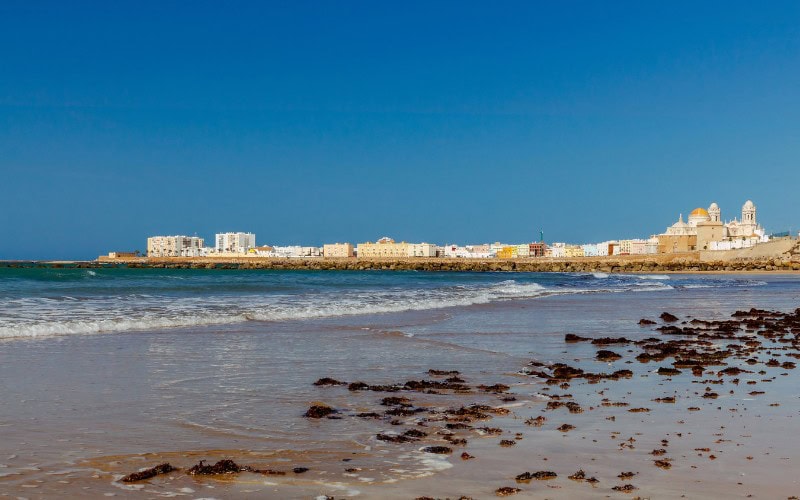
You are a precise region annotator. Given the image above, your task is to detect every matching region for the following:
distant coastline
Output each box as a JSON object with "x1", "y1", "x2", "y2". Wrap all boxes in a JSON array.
[{"x1": 3, "y1": 252, "x2": 800, "y2": 273}]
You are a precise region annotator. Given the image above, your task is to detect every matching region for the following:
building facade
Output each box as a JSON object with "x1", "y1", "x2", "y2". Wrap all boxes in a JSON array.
[
  {"x1": 323, "y1": 243, "x2": 354, "y2": 258},
  {"x1": 408, "y1": 243, "x2": 437, "y2": 257},
  {"x1": 496, "y1": 246, "x2": 518, "y2": 259},
  {"x1": 564, "y1": 245, "x2": 584, "y2": 258},
  {"x1": 215, "y1": 232, "x2": 256, "y2": 254},
  {"x1": 443, "y1": 244, "x2": 491, "y2": 258},
  {"x1": 147, "y1": 235, "x2": 205, "y2": 257},
  {"x1": 271, "y1": 246, "x2": 323, "y2": 258},
  {"x1": 356, "y1": 237, "x2": 410, "y2": 258},
  {"x1": 528, "y1": 242, "x2": 547, "y2": 257}
]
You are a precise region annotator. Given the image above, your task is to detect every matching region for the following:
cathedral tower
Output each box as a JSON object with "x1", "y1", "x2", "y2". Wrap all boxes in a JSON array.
[
  {"x1": 742, "y1": 200, "x2": 756, "y2": 225},
  {"x1": 708, "y1": 202, "x2": 721, "y2": 222}
]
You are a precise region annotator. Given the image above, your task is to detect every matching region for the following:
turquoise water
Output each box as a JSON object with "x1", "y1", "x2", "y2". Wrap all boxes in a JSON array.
[{"x1": 0, "y1": 268, "x2": 772, "y2": 339}]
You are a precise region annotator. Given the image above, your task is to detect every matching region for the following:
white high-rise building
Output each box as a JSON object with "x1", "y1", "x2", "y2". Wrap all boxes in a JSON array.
[{"x1": 215, "y1": 232, "x2": 256, "y2": 254}]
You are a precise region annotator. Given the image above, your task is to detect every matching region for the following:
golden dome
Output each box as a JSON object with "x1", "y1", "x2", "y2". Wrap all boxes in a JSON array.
[{"x1": 689, "y1": 207, "x2": 709, "y2": 217}]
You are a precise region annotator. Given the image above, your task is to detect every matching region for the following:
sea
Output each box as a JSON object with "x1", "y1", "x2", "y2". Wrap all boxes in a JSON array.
[{"x1": 1, "y1": 268, "x2": 800, "y2": 498}]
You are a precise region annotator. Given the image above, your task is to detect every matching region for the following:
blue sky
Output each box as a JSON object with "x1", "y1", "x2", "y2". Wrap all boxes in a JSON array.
[{"x1": 1, "y1": 1, "x2": 799, "y2": 259}]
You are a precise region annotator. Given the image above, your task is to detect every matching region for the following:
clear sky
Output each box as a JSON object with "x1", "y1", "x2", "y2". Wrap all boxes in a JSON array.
[{"x1": 1, "y1": 1, "x2": 799, "y2": 259}]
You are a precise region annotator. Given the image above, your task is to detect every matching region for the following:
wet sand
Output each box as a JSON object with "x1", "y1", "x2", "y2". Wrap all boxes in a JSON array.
[{"x1": 2, "y1": 276, "x2": 800, "y2": 498}]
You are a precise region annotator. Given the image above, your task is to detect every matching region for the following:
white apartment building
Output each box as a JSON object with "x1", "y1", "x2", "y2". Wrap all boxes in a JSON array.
[
  {"x1": 582, "y1": 243, "x2": 600, "y2": 257},
  {"x1": 215, "y1": 232, "x2": 256, "y2": 254},
  {"x1": 547, "y1": 242, "x2": 566, "y2": 258},
  {"x1": 582, "y1": 241, "x2": 614, "y2": 257},
  {"x1": 443, "y1": 244, "x2": 469, "y2": 258},
  {"x1": 147, "y1": 235, "x2": 205, "y2": 257}
]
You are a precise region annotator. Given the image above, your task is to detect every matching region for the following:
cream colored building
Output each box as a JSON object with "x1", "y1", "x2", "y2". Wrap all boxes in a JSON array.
[
  {"x1": 356, "y1": 237, "x2": 410, "y2": 258},
  {"x1": 408, "y1": 243, "x2": 437, "y2": 257},
  {"x1": 564, "y1": 245, "x2": 584, "y2": 258},
  {"x1": 323, "y1": 243, "x2": 354, "y2": 258},
  {"x1": 147, "y1": 235, "x2": 204, "y2": 257},
  {"x1": 618, "y1": 239, "x2": 654, "y2": 255},
  {"x1": 515, "y1": 244, "x2": 531, "y2": 258}
]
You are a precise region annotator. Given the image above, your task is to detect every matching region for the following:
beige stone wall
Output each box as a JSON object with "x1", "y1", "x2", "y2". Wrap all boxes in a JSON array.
[
  {"x1": 696, "y1": 222, "x2": 724, "y2": 250},
  {"x1": 658, "y1": 234, "x2": 697, "y2": 254},
  {"x1": 700, "y1": 238, "x2": 798, "y2": 262}
]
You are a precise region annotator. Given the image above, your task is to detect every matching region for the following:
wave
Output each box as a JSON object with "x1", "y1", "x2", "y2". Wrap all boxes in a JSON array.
[
  {"x1": 0, "y1": 274, "x2": 766, "y2": 340},
  {"x1": 0, "y1": 280, "x2": 549, "y2": 340}
]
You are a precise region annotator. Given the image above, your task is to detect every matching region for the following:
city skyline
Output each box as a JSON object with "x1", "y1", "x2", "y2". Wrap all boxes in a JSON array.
[
  {"x1": 132, "y1": 198, "x2": 769, "y2": 260},
  {"x1": 2, "y1": 2, "x2": 800, "y2": 260}
]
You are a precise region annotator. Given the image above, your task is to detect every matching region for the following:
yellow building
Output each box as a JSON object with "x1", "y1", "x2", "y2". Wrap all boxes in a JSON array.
[
  {"x1": 356, "y1": 237, "x2": 410, "y2": 258},
  {"x1": 496, "y1": 246, "x2": 518, "y2": 259},
  {"x1": 564, "y1": 245, "x2": 585, "y2": 258},
  {"x1": 323, "y1": 243, "x2": 354, "y2": 258}
]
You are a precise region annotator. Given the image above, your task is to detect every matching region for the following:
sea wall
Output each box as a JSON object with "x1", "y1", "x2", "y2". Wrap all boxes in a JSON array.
[{"x1": 90, "y1": 253, "x2": 800, "y2": 272}]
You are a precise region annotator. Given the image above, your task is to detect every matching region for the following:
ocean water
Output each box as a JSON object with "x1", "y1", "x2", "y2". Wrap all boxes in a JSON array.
[
  {"x1": 0, "y1": 268, "x2": 770, "y2": 339},
  {"x1": 2, "y1": 269, "x2": 800, "y2": 498}
]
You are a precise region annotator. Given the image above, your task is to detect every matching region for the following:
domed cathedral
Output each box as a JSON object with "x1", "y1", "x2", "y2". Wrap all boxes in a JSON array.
[
  {"x1": 658, "y1": 200, "x2": 766, "y2": 253},
  {"x1": 687, "y1": 207, "x2": 710, "y2": 226}
]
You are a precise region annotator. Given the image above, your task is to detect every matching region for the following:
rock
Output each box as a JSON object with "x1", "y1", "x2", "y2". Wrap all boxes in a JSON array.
[
  {"x1": 596, "y1": 350, "x2": 622, "y2": 361},
  {"x1": 422, "y1": 446, "x2": 452, "y2": 454},
  {"x1": 660, "y1": 312, "x2": 680, "y2": 322},
  {"x1": 120, "y1": 463, "x2": 176, "y2": 482},
  {"x1": 187, "y1": 460, "x2": 243, "y2": 475},
  {"x1": 304, "y1": 404, "x2": 336, "y2": 418},
  {"x1": 313, "y1": 377, "x2": 346, "y2": 386}
]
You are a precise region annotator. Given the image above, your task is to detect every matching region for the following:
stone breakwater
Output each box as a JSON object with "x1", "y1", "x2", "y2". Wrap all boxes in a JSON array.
[{"x1": 83, "y1": 254, "x2": 800, "y2": 272}]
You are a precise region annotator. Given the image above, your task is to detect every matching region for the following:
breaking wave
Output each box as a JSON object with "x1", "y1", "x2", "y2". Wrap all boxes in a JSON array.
[
  {"x1": 0, "y1": 281, "x2": 549, "y2": 339},
  {"x1": 0, "y1": 271, "x2": 767, "y2": 340}
]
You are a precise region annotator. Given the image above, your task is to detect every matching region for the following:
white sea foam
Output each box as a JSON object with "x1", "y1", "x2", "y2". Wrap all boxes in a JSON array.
[
  {"x1": 0, "y1": 274, "x2": 763, "y2": 340},
  {"x1": 0, "y1": 281, "x2": 548, "y2": 339}
]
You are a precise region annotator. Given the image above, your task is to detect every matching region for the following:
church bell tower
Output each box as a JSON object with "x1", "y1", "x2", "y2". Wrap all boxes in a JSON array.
[
  {"x1": 708, "y1": 202, "x2": 721, "y2": 223},
  {"x1": 742, "y1": 200, "x2": 756, "y2": 226}
]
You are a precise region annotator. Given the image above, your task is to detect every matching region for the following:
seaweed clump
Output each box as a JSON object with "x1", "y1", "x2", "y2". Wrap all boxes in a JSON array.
[{"x1": 120, "y1": 463, "x2": 176, "y2": 482}]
